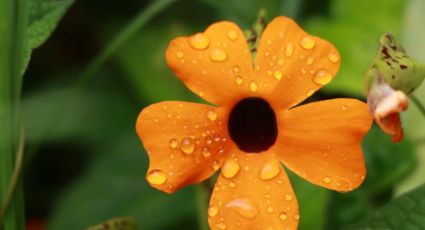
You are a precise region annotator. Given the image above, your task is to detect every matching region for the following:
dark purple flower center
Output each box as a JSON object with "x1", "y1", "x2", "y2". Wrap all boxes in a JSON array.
[{"x1": 228, "y1": 97, "x2": 277, "y2": 153}]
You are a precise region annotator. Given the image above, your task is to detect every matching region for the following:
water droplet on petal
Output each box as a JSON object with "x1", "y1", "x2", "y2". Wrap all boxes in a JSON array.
[
  {"x1": 278, "y1": 58, "x2": 285, "y2": 66},
  {"x1": 232, "y1": 65, "x2": 240, "y2": 73},
  {"x1": 273, "y1": 70, "x2": 282, "y2": 80},
  {"x1": 202, "y1": 146, "x2": 211, "y2": 158},
  {"x1": 294, "y1": 214, "x2": 300, "y2": 220},
  {"x1": 225, "y1": 198, "x2": 258, "y2": 219},
  {"x1": 176, "y1": 51, "x2": 184, "y2": 58},
  {"x1": 229, "y1": 181, "x2": 236, "y2": 188},
  {"x1": 211, "y1": 160, "x2": 220, "y2": 170},
  {"x1": 227, "y1": 30, "x2": 238, "y2": 41},
  {"x1": 328, "y1": 53, "x2": 340, "y2": 63},
  {"x1": 285, "y1": 194, "x2": 293, "y2": 201},
  {"x1": 267, "y1": 207, "x2": 274, "y2": 213},
  {"x1": 313, "y1": 70, "x2": 333, "y2": 85},
  {"x1": 208, "y1": 206, "x2": 218, "y2": 217},
  {"x1": 216, "y1": 223, "x2": 227, "y2": 230},
  {"x1": 306, "y1": 56, "x2": 314, "y2": 65},
  {"x1": 259, "y1": 160, "x2": 280, "y2": 180},
  {"x1": 249, "y1": 81, "x2": 258, "y2": 92},
  {"x1": 221, "y1": 159, "x2": 240, "y2": 179},
  {"x1": 210, "y1": 48, "x2": 227, "y2": 62},
  {"x1": 323, "y1": 176, "x2": 331, "y2": 183},
  {"x1": 169, "y1": 138, "x2": 178, "y2": 149},
  {"x1": 234, "y1": 75, "x2": 243, "y2": 85},
  {"x1": 285, "y1": 43, "x2": 294, "y2": 57},
  {"x1": 340, "y1": 104, "x2": 347, "y2": 111},
  {"x1": 207, "y1": 110, "x2": 217, "y2": 121},
  {"x1": 147, "y1": 169, "x2": 167, "y2": 185},
  {"x1": 279, "y1": 212, "x2": 288, "y2": 221},
  {"x1": 299, "y1": 36, "x2": 315, "y2": 49},
  {"x1": 189, "y1": 33, "x2": 210, "y2": 50},
  {"x1": 180, "y1": 138, "x2": 195, "y2": 154},
  {"x1": 305, "y1": 88, "x2": 314, "y2": 97}
]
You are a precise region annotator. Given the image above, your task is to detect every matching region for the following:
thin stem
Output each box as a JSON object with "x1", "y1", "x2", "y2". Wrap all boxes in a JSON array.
[
  {"x1": 0, "y1": 125, "x2": 25, "y2": 223},
  {"x1": 194, "y1": 181, "x2": 211, "y2": 230},
  {"x1": 410, "y1": 94, "x2": 425, "y2": 119},
  {"x1": 26, "y1": 0, "x2": 178, "y2": 160}
]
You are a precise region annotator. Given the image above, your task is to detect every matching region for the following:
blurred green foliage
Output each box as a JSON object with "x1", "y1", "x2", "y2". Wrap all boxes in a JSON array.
[{"x1": 19, "y1": 0, "x2": 425, "y2": 229}]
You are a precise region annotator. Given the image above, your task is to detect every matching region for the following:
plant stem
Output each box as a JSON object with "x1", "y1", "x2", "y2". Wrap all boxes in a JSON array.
[
  {"x1": 0, "y1": 126, "x2": 25, "y2": 223},
  {"x1": 194, "y1": 182, "x2": 211, "y2": 230},
  {"x1": 0, "y1": 0, "x2": 28, "y2": 228},
  {"x1": 410, "y1": 94, "x2": 425, "y2": 119}
]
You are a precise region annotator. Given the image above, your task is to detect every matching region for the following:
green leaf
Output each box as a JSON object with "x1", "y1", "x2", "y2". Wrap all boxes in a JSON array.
[
  {"x1": 22, "y1": 0, "x2": 74, "y2": 73},
  {"x1": 304, "y1": 0, "x2": 406, "y2": 96},
  {"x1": 345, "y1": 184, "x2": 425, "y2": 229}
]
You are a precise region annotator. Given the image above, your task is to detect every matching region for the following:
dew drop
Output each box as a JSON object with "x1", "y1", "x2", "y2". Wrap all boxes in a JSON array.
[
  {"x1": 259, "y1": 160, "x2": 281, "y2": 180},
  {"x1": 305, "y1": 89, "x2": 314, "y2": 97},
  {"x1": 267, "y1": 207, "x2": 274, "y2": 213},
  {"x1": 189, "y1": 33, "x2": 210, "y2": 50},
  {"x1": 340, "y1": 104, "x2": 347, "y2": 111},
  {"x1": 210, "y1": 48, "x2": 227, "y2": 62},
  {"x1": 273, "y1": 70, "x2": 282, "y2": 80},
  {"x1": 208, "y1": 206, "x2": 218, "y2": 217},
  {"x1": 313, "y1": 70, "x2": 333, "y2": 85},
  {"x1": 294, "y1": 214, "x2": 300, "y2": 220},
  {"x1": 306, "y1": 56, "x2": 314, "y2": 65},
  {"x1": 284, "y1": 43, "x2": 294, "y2": 57},
  {"x1": 225, "y1": 198, "x2": 258, "y2": 219},
  {"x1": 322, "y1": 176, "x2": 331, "y2": 183},
  {"x1": 176, "y1": 51, "x2": 184, "y2": 58},
  {"x1": 207, "y1": 110, "x2": 218, "y2": 121},
  {"x1": 232, "y1": 65, "x2": 240, "y2": 73},
  {"x1": 211, "y1": 160, "x2": 220, "y2": 171},
  {"x1": 180, "y1": 138, "x2": 195, "y2": 154},
  {"x1": 279, "y1": 212, "x2": 288, "y2": 221},
  {"x1": 328, "y1": 53, "x2": 340, "y2": 63},
  {"x1": 202, "y1": 146, "x2": 211, "y2": 158},
  {"x1": 221, "y1": 159, "x2": 240, "y2": 179},
  {"x1": 169, "y1": 138, "x2": 178, "y2": 149},
  {"x1": 278, "y1": 58, "x2": 285, "y2": 66},
  {"x1": 216, "y1": 223, "x2": 227, "y2": 230},
  {"x1": 147, "y1": 169, "x2": 167, "y2": 185},
  {"x1": 227, "y1": 30, "x2": 238, "y2": 41},
  {"x1": 249, "y1": 81, "x2": 258, "y2": 92},
  {"x1": 284, "y1": 194, "x2": 293, "y2": 201},
  {"x1": 234, "y1": 75, "x2": 243, "y2": 85},
  {"x1": 299, "y1": 36, "x2": 315, "y2": 49}
]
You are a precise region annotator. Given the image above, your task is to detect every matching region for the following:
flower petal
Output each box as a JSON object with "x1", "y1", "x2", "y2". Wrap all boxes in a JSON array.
[
  {"x1": 255, "y1": 16, "x2": 340, "y2": 109},
  {"x1": 274, "y1": 99, "x2": 372, "y2": 192},
  {"x1": 136, "y1": 101, "x2": 231, "y2": 193},
  {"x1": 166, "y1": 21, "x2": 254, "y2": 106},
  {"x1": 208, "y1": 150, "x2": 299, "y2": 230}
]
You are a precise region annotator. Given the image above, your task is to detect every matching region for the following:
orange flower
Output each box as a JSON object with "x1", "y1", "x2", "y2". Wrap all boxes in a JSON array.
[{"x1": 136, "y1": 16, "x2": 372, "y2": 230}]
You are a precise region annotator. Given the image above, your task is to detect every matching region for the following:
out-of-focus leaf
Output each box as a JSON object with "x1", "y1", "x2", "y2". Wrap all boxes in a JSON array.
[
  {"x1": 23, "y1": 0, "x2": 74, "y2": 73},
  {"x1": 325, "y1": 124, "x2": 416, "y2": 229},
  {"x1": 47, "y1": 132, "x2": 197, "y2": 230},
  {"x1": 115, "y1": 25, "x2": 196, "y2": 103},
  {"x1": 345, "y1": 184, "x2": 425, "y2": 229},
  {"x1": 304, "y1": 0, "x2": 405, "y2": 96},
  {"x1": 397, "y1": 0, "x2": 425, "y2": 195},
  {"x1": 85, "y1": 217, "x2": 137, "y2": 230}
]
